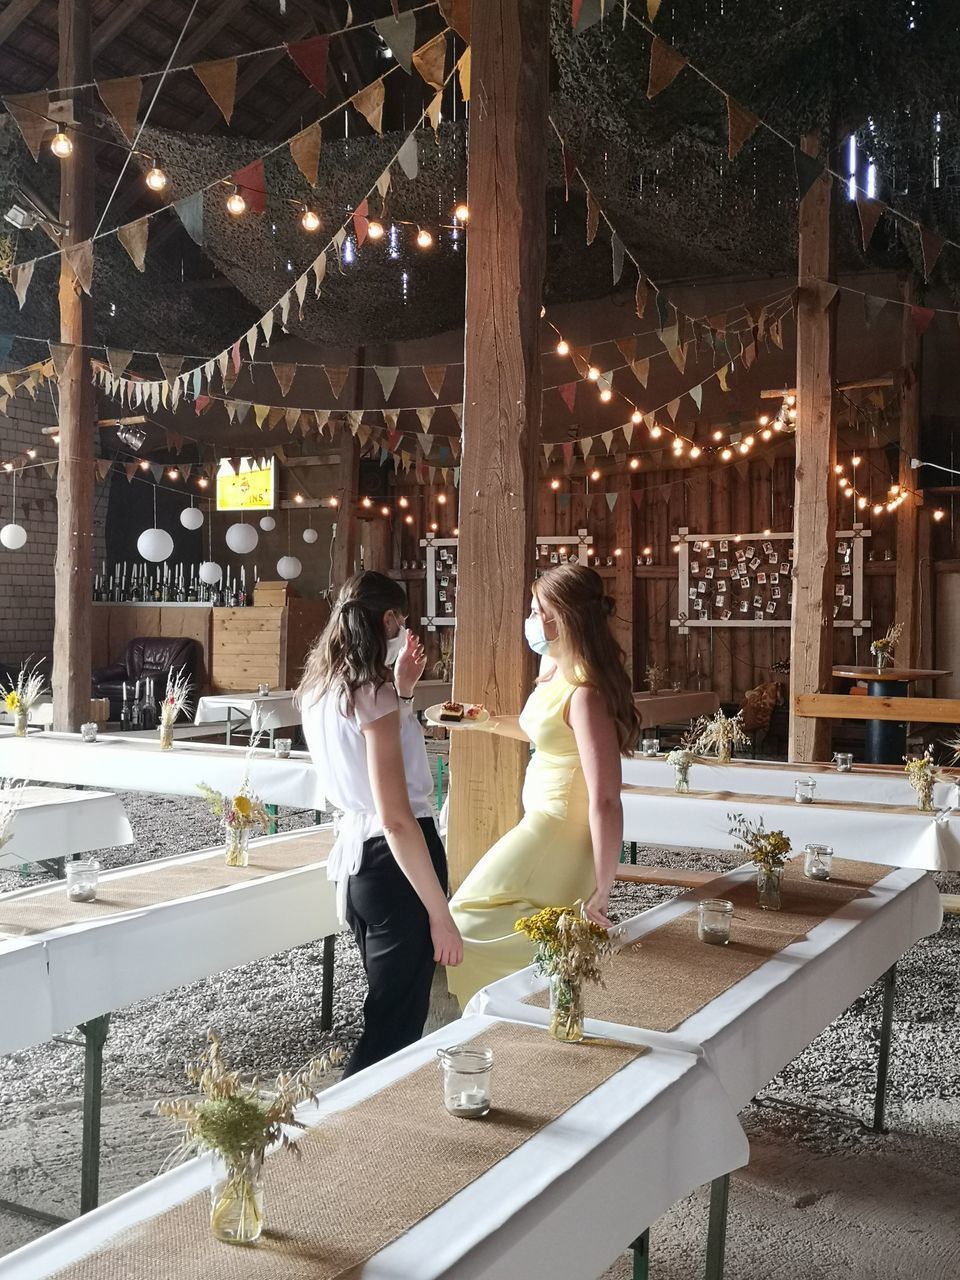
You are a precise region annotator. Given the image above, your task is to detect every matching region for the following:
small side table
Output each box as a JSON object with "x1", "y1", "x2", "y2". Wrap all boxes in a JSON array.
[{"x1": 832, "y1": 666, "x2": 952, "y2": 764}]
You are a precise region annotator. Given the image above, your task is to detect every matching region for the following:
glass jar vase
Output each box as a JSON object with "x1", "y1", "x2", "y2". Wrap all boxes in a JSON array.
[
  {"x1": 549, "y1": 976, "x2": 585, "y2": 1043},
  {"x1": 697, "y1": 898, "x2": 734, "y2": 945},
  {"x1": 65, "y1": 858, "x2": 100, "y2": 903},
  {"x1": 209, "y1": 1155, "x2": 263, "y2": 1244},
  {"x1": 225, "y1": 826, "x2": 250, "y2": 867},
  {"x1": 13, "y1": 709, "x2": 27, "y2": 738},
  {"x1": 674, "y1": 762, "x2": 691, "y2": 794},
  {"x1": 794, "y1": 778, "x2": 817, "y2": 804},
  {"x1": 158, "y1": 719, "x2": 174, "y2": 751},
  {"x1": 437, "y1": 1045, "x2": 493, "y2": 1118},
  {"x1": 756, "y1": 865, "x2": 783, "y2": 911},
  {"x1": 803, "y1": 844, "x2": 833, "y2": 881}
]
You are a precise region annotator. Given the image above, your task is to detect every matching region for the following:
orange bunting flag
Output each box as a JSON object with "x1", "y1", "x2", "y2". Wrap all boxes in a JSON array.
[
  {"x1": 193, "y1": 58, "x2": 238, "y2": 126},
  {"x1": 635, "y1": 274, "x2": 649, "y2": 318},
  {"x1": 586, "y1": 191, "x2": 600, "y2": 246},
  {"x1": 10, "y1": 260, "x2": 35, "y2": 309},
  {"x1": 325, "y1": 367, "x2": 350, "y2": 399},
  {"x1": 97, "y1": 76, "x2": 142, "y2": 145},
  {"x1": 439, "y1": 0, "x2": 471, "y2": 38},
  {"x1": 726, "y1": 96, "x2": 759, "y2": 160},
  {"x1": 353, "y1": 198, "x2": 369, "y2": 247},
  {"x1": 423, "y1": 365, "x2": 446, "y2": 399},
  {"x1": 413, "y1": 33, "x2": 447, "y2": 90},
  {"x1": 118, "y1": 218, "x2": 148, "y2": 272},
  {"x1": 457, "y1": 48, "x2": 471, "y2": 102},
  {"x1": 272, "y1": 363, "x2": 297, "y2": 397},
  {"x1": 289, "y1": 122, "x2": 321, "y2": 186},
  {"x1": 647, "y1": 0, "x2": 662, "y2": 17},
  {"x1": 911, "y1": 305, "x2": 935, "y2": 336},
  {"x1": 5, "y1": 93, "x2": 50, "y2": 160},
  {"x1": 646, "y1": 37, "x2": 687, "y2": 99},
  {"x1": 352, "y1": 79, "x2": 385, "y2": 134},
  {"x1": 66, "y1": 240, "x2": 94, "y2": 293}
]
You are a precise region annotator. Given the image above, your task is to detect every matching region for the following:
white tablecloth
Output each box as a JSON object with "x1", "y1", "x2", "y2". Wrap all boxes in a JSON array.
[
  {"x1": 194, "y1": 691, "x2": 300, "y2": 735},
  {"x1": 0, "y1": 1015, "x2": 748, "y2": 1280},
  {"x1": 621, "y1": 783, "x2": 960, "y2": 871},
  {"x1": 0, "y1": 734, "x2": 323, "y2": 809},
  {"x1": 469, "y1": 864, "x2": 942, "y2": 1111},
  {"x1": 622, "y1": 754, "x2": 958, "y2": 808},
  {"x1": 0, "y1": 786, "x2": 133, "y2": 871},
  {"x1": 0, "y1": 827, "x2": 339, "y2": 1056}
]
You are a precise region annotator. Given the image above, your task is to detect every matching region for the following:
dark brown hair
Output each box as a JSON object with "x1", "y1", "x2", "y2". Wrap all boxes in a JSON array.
[{"x1": 533, "y1": 562, "x2": 642, "y2": 754}]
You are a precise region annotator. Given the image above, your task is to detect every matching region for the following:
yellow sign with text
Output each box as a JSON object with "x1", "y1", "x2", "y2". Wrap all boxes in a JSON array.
[{"x1": 216, "y1": 460, "x2": 275, "y2": 511}]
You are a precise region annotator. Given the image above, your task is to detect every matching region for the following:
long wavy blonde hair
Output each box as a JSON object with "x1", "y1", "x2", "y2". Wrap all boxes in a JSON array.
[{"x1": 533, "y1": 562, "x2": 642, "y2": 755}]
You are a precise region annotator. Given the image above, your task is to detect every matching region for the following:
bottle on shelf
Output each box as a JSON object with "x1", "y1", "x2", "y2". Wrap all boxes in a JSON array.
[
  {"x1": 130, "y1": 680, "x2": 143, "y2": 729},
  {"x1": 230, "y1": 577, "x2": 239, "y2": 609},
  {"x1": 119, "y1": 682, "x2": 131, "y2": 731},
  {"x1": 187, "y1": 571, "x2": 198, "y2": 603},
  {"x1": 141, "y1": 678, "x2": 157, "y2": 731}
]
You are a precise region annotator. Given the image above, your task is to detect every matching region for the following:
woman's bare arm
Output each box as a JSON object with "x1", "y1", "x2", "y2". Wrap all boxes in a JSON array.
[{"x1": 568, "y1": 685, "x2": 623, "y2": 928}]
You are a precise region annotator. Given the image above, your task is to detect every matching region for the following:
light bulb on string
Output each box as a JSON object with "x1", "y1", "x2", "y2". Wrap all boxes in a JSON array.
[
  {"x1": 786, "y1": 394, "x2": 796, "y2": 407},
  {"x1": 834, "y1": 464, "x2": 844, "y2": 475},
  {"x1": 852, "y1": 455, "x2": 861, "y2": 467},
  {"x1": 550, "y1": 478, "x2": 561, "y2": 490},
  {"x1": 437, "y1": 493, "x2": 447, "y2": 505},
  {"x1": 758, "y1": 415, "x2": 769, "y2": 427},
  {"x1": 738, "y1": 442, "x2": 749, "y2": 454},
  {"x1": 25, "y1": 448, "x2": 35, "y2": 458},
  {"x1": 933, "y1": 509, "x2": 946, "y2": 521},
  {"x1": 328, "y1": 496, "x2": 338, "y2": 507},
  {"x1": 380, "y1": 506, "x2": 390, "y2": 517},
  {"x1": 873, "y1": 503, "x2": 883, "y2": 515},
  {"x1": 226, "y1": 186, "x2": 246, "y2": 216},
  {"x1": 300, "y1": 207, "x2": 321, "y2": 232},
  {"x1": 398, "y1": 496, "x2": 409, "y2": 508},
  {"x1": 599, "y1": 388, "x2": 612, "y2": 403},
  {"x1": 858, "y1": 496, "x2": 868, "y2": 510},
  {"x1": 368, "y1": 220, "x2": 385, "y2": 240},
  {"x1": 761, "y1": 429, "x2": 772, "y2": 441},
  {"x1": 145, "y1": 165, "x2": 167, "y2": 192},
  {"x1": 404, "y1": 514, "x2": 414, "y2": 525},
  {"x1": 51, "y1": 131, "x2": 72, "y2": 158},
  {"x1": 690, "y1": 445, "x2": 702, "y2": 459},
  {"x1": 416, "y1": 227, "x2": 433, "y2": 249},
  {"x1": 587, "y1": 366, "x2": 600, "y2": 381},
  {"x1": 590, "y1": 469, "x2": 601, "y2": 482},
  {"x1": 361, "y1": 496, "x2": 373, "y2": 509},
  {"x1": 631, "y1": 410, "x2": 642, "y2": 425},
  {"x1": 556, "y1": 339, "x2": 570, "y2": 357},
  {"x1": 650, "y1": 425, "x2": 662, "y2": 439},
  {"x1": 721, "y1": 447, "x2": 733, "y2": 461},
  {"x1": 454, "y1": 203, "x2": 469, "y2": 221},
  {"x1": 294, "y1": 492, "x2": 304, "y2": 504},
  {"x1": 453, "y1": 527, "x2": 459, "y2": 536},
  {"x1": 629, "y1": 457, "x2": 640, "y2": 470},
  {"x1": 139, "y1": 460, "x2": 150, "y2": 471},
  {"x1": 430, "y1": 521, "x2": 438, "y2": 531}
]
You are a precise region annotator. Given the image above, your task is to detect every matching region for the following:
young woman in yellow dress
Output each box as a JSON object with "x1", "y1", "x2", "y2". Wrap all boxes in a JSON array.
[{"x1": 447, "y1": 562, "x2": 641, "y2": 1009}]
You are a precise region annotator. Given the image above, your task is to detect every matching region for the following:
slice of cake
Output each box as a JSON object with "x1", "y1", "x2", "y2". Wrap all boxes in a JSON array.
[{"x1": 439, "y1": 701, "x2": 465, "y2": 723}]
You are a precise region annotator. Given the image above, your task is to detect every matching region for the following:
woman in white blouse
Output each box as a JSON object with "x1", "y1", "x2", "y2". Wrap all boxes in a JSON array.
[{"x1": 299, "y1": 571, "x2": 462, "y2": 1075}]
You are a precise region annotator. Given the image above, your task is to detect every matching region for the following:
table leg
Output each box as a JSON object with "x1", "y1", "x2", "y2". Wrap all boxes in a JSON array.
[
  {"x1": 704, "y1": 1174, "x2": 730, "y2": 1280},
  {"x1": 225, "y1": 708, "x2": 232, "y2": 747},
  {"x1": 873, "y1": 963, "x2": 897, "y2": 1134},
  {"x1": 436, "y1": 757, "x2": 445, "y2": 811},
  {"x1": 266, "y1": 803, "x2": 279, "y2": 836},
  {"x1": 864, "y1": 679, "x2": 908, "y2": 764},
  {"x1": 320, "y1": 934, "x2": 336, "y2": 1032},
  {"x1": 630, "y1": 1228, "x2": 650, "y2": 1279},
  {"x1": 79, "y1": 1013, "x2": 110, "y2": 1215}
]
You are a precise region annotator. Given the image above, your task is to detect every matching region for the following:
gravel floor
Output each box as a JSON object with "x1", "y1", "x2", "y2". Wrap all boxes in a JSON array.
[{"x1": 0, "y1": 790, "x2": 957, "y2": 1275}]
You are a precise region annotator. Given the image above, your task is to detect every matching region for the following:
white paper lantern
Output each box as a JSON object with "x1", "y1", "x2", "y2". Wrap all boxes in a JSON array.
[
  {"x1": 180, "y1": 506, "x2": 204, "y2": 531},
  {"x1": 0, "y1": 523, "x2": 27, "y2": 550},
  {"x1": 225, "y1": 522, "x2": 259, "y2": 554},
  {"x1": 276, "y1": 555, "x2": 302, "y2": 580},
  {"x1": 302, "y1": 527, "x2": 319, "y2": 544},
  {"x1": 199, "y1": 560, "x2": 222, "y2": 585},
  {"x1": 259, "y1": 515, "x2": 276, "y2": 532},
  {"x1": 137, "y1": 527, "x2": 174, "y2": 562}
]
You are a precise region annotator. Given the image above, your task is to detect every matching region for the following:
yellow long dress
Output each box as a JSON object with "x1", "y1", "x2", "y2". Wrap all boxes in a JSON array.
[{"x1": 447, "y1": 668, "x2": 596, "y2": 1008}]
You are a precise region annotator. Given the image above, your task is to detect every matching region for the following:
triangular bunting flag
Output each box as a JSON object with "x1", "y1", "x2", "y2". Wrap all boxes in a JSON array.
[
  {"x1": 855, "y1": 191, "x2": 883, "y2": 252},
  {"x1": 289, "y1": 122, "x2": 321, "y2": 186},
  {"x1": 5, "y1": 93, "x2": 50, "y2": 160},
  {"x1": 116, "y1": 217, "x2": 148, "y2": 272},
  {"x1": 352, "y1": 80, "x2": 385, "y2": 134},
  {"x1": 417, "y1": 407, "x2": 435, "y2": 433},
  {"x1": 48, "y1": 342, "x2": 73, "y2": 378},
  {"x1": 193, "y1": 58, "x2": 237, "y2": 125},
  {"x1": 273, "y1": 363, "x2": 297, "y2": 397},
  {"x1": 818, "y1": 281, "x2": 839, "y2": 310},
  {"x1": 611, "y1": 233, "x2": 625, "y2": 284},
  {"x1": 666, "y1": 397, "x2": 681, "y2": 421},
  {"x1": 374, "y1": 13, "x2": 417, "y2": 72},
  {"x1": 647, "y1": 37, "x2": 687, "y2": 99},
  {"x1": 231, "y1": 340, "x2": 242, "y2": 374},
  {"x1": 911, "y1": 305, "x2": 935, "y2": 336},
  {"x1": 397, "y1": 134, "x2": 418, "y2": 180},
  {"x1": 616, "y1": 337, "x2": 637, "y2": 364},
  {"x1": 95, "y1": 458, "x2": 112, "y2": 482},
  {"x1": 647, "y1": 0, "x2": 661, "y2": 17},
  {"x1": 254, "y1": 404, "x2": 270, "y2": 428},
  {"x1": 124, "y1": 461, "x2": 138, "y2": 482},
  {"x1": 863, "y1": 293, "x2": 886, "y2": 328},
  {"x1": 418, "y1": 433, "x2": 434, "y2": 455},
  {"x1": 457, "y1": 48, "x2": 471, "y2": 102},
  {"x1": 602, "y1": 430, "x2": 614, "y2": 452},
  {"x1": 578, "y1": 437, "x2": 591, "y2": 458},
  {"x1": 294, "y1": 274, "x2": 308, "y2": 316},
  {"x1": 287, "y1": 35, "x2": 329, "y2": 94},
  {"x1": 635, "y1": 275, "x2": 649, "y2": 319},
  {"x1": 66, "y1": 240, "x2": 94, "y2": 293},
  {"x1": 423, "y1": 365, "x2": 446, "y2": 399},
  {"x1": 920, "y1": 227, "x2": 945, "y2": 281},
  {"x1": 246, "y1": 325, "x2": 259, "y2": 358},
  {"x1": 795, "y1": 148, "x2": 826, "y2": 202},
  {"x1": 284, "y1": 407, "x2": 300, "y2": 433},
  {"x1": 726, "y1": 96, "x2": 759, "y2": 160},
  {"x1": 97, "y1": 76, "x2": 142, "y2": 145},
  {"x1": 353, "y1": 198, "x2": 369, "y2": 247},
  {"x1": 655, "y1": 292, "x2": 671, "y2": 331},
  {"x1": 325, "y1": 367, "x2": 349, "y2": 399},
  {"x1": 632, "y1": 357, "x2": 649, "y2": 388},
  {"x1": 438, "y1": 0, "x2": 471, "y2": 38},
  {"x1": 426, "y1": 91, "x2": 442, "y2": 135},
  {"x1": 412, "y1": 33, "x2": 446, "y2": 90},
  {"x1": 233, "y1": 159, "x2": 266, "y2": 215},
  {"x1": 558, "y1": 382, "x2": 577, "y2": 413},
  {"x1": 107, "y1": 348, "x2": 133, "y2": 377},
  {"x1": 149, "y1": 463, "x2": 163, "y2": 484},
  {"x1": 261, "y1": 309, "x2": 275, "y2": 346},
  {"x1": 375, "y1": 366, "x2": 399, "y2": 402},
  {"x1": 158, "y1": 354, "x2": 183, "y2": 385},
  {"x1": 315, "y1": 409, "x2": 331, "y2": 434},
  {"x1": 43, "y1": 461, "x2": 58, "y2": 479},
  {"x1": 586, "y1": 191, "x2": 600, "y2": 246},
  {"x1": 313, "y1": 251, "x2": 328, "y2": 294},
  {"x1": 175, "y1": 191, "x2": 204, "y2": 245},
  {"x1": 605, "y1": 492, "x2": 618, "y2": 511},
  {"x1": 689, "y1": 383, "x2": 703, "y2": 411},
  {"x1": 717, "y1": 363, "x2": 731, "y2": 392}
]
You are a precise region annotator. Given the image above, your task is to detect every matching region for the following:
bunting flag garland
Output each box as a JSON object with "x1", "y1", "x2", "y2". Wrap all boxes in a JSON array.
[
  {"x1": 920, "y1": 227, "x2": 945, "y2": 282},
  {"x1": 586, "y1": 192, "x2": 600, "y2": 246},
  {"x1": 646, "y1": 37, "x2": 687, "y2": 98},
  {"x1": 458, "y1": 47, "x2": 471, "y2": 102},
  {"x1": 855, "y1": 191, "x2": 883, "y2": 251},
  {"x1": 286, "y1": 35, "x2": 330, "y2": 94},
  {"x1": 438, "y1": 0, "x2": 470, "y2": 38},
  {"x1": 374, "y1": 11, "x2": 417, "y2": 72},
  {"x1": 794, "y1": 148, "x2": 826, "y2": 201},
  {"x1": 97, "y1": 76, "x2": 143, "y2": 145},
  {"x1": 117, "y1": 218, "x2": 149, "y2": 272},
  {"x1": 352, "y1": 80, "x2": 385, "y2": 134},
  {"x1": 726, "y1": 96, "x2": 759, "y2": 160},
  {"x1": 175, "y1": 191, "x2": 204, "y2": 245},
  {"x1": 65, "y1": 241, "x2": 94, "y2": 294},
  {"x1": 10, "y1": 261, "x2": 35, "y2": 310},
  {"x1": 397, "y1": 134, "x2": 418, "y2": 180},
  {"x1": 423, "y1": 365, "x2": 446, "y2": 399},
  {"x1": 325, "y1": 367, "x2": 350, "y2": 399},
  {"x1": 289, "y1": 122, "x2": 322, "y2": 186},
  {"x1": 193, "y1": 58, "x2": 238, "y2": 126},
  {"x1": 232, "y1": 158, "x2": 267, "y2": 214},
  {"x1": 413, "y1": 33, "x2": 447, "y2": 90},
  {"x1": 5, "y1": 92, "x2": 50, "y2": 160},
  {"x1": 272, "y1": 363, "x2": 297, "y2": 396},
  {"x1": 911, "y1": 305, "x2": 935, "y2": 336},
  {"x1": 353, "y1": 198, "x2": 369, "y2": 247}
]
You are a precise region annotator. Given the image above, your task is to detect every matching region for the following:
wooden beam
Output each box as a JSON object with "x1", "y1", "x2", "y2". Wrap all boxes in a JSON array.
[
  {"x1": 53, "y1": 0, "x2": 96, "y2": 732},
  {"x1": 91, "y1": 0, "x2": 153, "y2": 59},
  {"x1": 614, "y1": 476, "x2": 637, "y2": 681},
  {"x1": 794, "y1": 693, "x2": 960, "y2": 724},
  {"x1": 788, "y1": 133, "x2": 838, "y2": 762},
  {"x1": 759, "y1": 377, "x2": 894, "y2": 398},
  {"x1": 175, "y1": 0, "x2": 250, "y2": 65},
  {"x1": 446, "y1": 0, "x2": 549, "y2": 890},
  {"x1": 0, "y1": 0, "x2": 42, "y2": 48},
  {"x1": 896, "y1": 276, "x2": 922, "y2": 670},
  {"x1": 331, "y1": 432, "x2": 358, "y2": 591},
  {"x1": 193, "y1": 20, "x2": 314, "y2": 133}
]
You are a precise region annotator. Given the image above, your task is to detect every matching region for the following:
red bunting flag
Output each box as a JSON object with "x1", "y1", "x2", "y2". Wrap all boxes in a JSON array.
[
  {"x1": 232, "y1": 159, "x2": 266, "y2": 215},
  {"x1": 558, "y1": 382, "x2": 577, "y2": 413},
  {"x1": 287, "y1": 35, "x2": 330, "y2": 94},
  {"x1": 911, "y1": 305, "x2": 935, "y2": 336},
  {"x1": 353, "y1": 198, "x2": 369, "y2": 247}
]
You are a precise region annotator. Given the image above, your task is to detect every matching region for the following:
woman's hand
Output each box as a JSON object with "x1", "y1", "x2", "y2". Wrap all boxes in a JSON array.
[
  {"x1": 395, "y1": 629, "x2": 427, "y2": 698},
  {"x1": 430, "y1": 907, "x2": 464, "y2": 966},
  {"x1": 583, "y1": 886, "x2": 614, "y2": 930}
]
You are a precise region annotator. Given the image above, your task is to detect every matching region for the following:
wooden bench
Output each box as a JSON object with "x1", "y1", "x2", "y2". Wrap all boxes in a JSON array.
[
  {"x1": 794, "y1": 693, "x2": 960, "y2": 724},
  {"x1": 615, "y1": 865, "x2": 718, "y2": 889}
]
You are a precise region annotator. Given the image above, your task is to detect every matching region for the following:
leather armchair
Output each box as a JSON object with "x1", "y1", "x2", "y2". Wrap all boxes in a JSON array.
[{"x1": 92, "y1": 636, "x2": 201, "y2": 720}]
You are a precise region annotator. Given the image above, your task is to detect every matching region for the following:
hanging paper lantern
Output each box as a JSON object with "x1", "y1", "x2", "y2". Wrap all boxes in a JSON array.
[
  {"x1": 199, "y1": 560, "x2": 222, "y2": 585},
  {"x1": 302, "y1": 527, "x2": 319, "y2": 544},
  {"x1": 180, "y1": 507, "x2": 204, "y2": 531},
  {"x1": 225, "y1": 522, "x2": 259, "y2": 554},
  {"x1": 0, "y1": 523, "x2": 27, "y2": 550},
  {"x1": 276, "y1": 555, "x2": 302, "y2": 580},
  {"x1": 259, "y1": 515, "x2": 276, "y2": 532},
  {"x1": 137, "y1": 527, "x2": 174, "y2": 562}
]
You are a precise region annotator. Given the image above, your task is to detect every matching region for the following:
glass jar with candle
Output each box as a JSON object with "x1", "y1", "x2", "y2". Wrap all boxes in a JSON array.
[
  {"x1": 833, "y1": 752, "x2": 853, "y2": 772},
  {"x1": 66, "y1": 858, "x2": 100, "y2": 903},
  {"x1": 803, "y1": 844, "x2": 833, "y2": 881},
  {"x1": 641, "y1": 738, "x2": 660, "y2": 757},
  {"x1": 697, "y1": 898, "x2": 734, "y2": 945},
  {"x1": 437, "y1": 1045, "x2": 493, "y2": 1118},
  {"x1": 794, "y1": 778, "x2": 817, "y2": 804},
  {"x1": 274, "y1": 738, "x2": 292, "y2": 759},
  {"x1": 80, "y1": 722, "x2": 98, "y2": 743},
  {"x1": 257, "y1": 682, "x2": 270, "y2": 696}
]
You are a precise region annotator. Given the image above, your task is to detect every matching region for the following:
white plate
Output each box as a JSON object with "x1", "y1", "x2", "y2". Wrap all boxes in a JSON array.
[{"x1": 424, "y1": 703, "x2": 490, "y2": 729}]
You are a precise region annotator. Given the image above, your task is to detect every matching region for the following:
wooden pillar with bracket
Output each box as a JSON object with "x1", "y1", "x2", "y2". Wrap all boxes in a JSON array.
[
  {"x1": 788, "y1": 134, "x2": 838, "y2": 762},
  {"x1": 896, "y1": 276, "x2": 922, "y2": 670},
  {"x1": 53, "y1": 0, "x2": 96, "y2": 731},
  {"x1": 446, "y1": 0, "x2": 549, "y2": 889}
]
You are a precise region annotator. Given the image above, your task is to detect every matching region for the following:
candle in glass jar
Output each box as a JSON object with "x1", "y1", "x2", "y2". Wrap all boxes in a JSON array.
[{"x1": 794, "y1": 779, "x2": 817, "y2": 804}]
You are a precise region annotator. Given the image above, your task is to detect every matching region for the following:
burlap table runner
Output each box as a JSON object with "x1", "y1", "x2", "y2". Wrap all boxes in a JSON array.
[
  {"x1": 50, "y1": 1022, "x2": 643, "y2": 1280},
  {"x1": 526, "y1": 857, "x2": 891, "y2": 1031},
  {"x1": 0, "y1": 831, "x2": 334, "y2": 938},
  {"x1": 623, "y1": 784, "x2": 931, "y2": 818}
]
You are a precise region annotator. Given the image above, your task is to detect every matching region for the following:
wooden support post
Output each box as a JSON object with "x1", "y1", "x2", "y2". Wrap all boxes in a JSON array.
[
  {"x1": 614, "y1": 476, "x2": 637, "y2": 681},
  {"x1": 331, "y1": 433, "x2": 359, "y2": 592},
  {"x1": 53, "y1": 0, "x2": 96, "y2": 731},
  {"x1": 788, "y1": 133, "x2": 838, "y2": 762},
  {"x1": 896, "y1": 276, "x2": 922, "y2": 670},
  {"x1": 447, "y1": 0, "x2": 549, "y2": 889}
]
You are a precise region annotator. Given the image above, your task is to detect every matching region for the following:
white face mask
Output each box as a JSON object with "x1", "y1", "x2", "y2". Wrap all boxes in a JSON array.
[
  {"x1": 524, "y1": 614, "x2": 552, "y2": 657},
  {"x1": 386, "y1": 624, "x2": 407, "y2": 665}
]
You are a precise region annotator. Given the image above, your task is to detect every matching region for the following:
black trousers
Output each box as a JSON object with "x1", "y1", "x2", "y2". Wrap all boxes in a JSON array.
[{"x1": 343, "y1": 817, "x2": 448, "y2": 1077}]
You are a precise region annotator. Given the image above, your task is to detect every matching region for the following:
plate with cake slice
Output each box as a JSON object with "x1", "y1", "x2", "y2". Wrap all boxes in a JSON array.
[{"x1": 424, "y1": 701, "x2": 490, "y2": 728}]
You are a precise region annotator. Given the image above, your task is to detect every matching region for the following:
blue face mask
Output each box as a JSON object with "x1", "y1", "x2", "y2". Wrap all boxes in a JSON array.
[{"x1": 524, "y1": 614, "x2": 552, "y2": 656}]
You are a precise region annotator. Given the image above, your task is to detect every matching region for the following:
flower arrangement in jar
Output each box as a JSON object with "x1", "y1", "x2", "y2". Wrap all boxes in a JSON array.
[
  {"x1": 156, "y1": 1031, "x2": 342, "y2": 1245},
  {"x1": 691, "y1": 709, "x2": 750, "y2": 764},
  {"x1": 198, "y1": 779, "x2": 269, "y2": 866},
  {"x1": 2, "y1": 659, "x2": 47, "y2": 737},
  {"x1": 904, "y1": 748, "x2": 941, "y2": 813},
  {"x1": 644, "y1": 662, "x2": 669, "y2": 695},
  {"x1": 665, "y1": 746, "x2": 694, "y2": 793},
  {"x1": 870, "y1": 621, "x2": 903, "y2": 674},
  {"x1": 159, "y1": 667, "x2": 193, "y2": 750},
  {"x1": 515, "y1": 903, "x2": 617, "y2": 1042},
  {"x1": 728, "y1": 811, "x2": 791, "y2": 910}
]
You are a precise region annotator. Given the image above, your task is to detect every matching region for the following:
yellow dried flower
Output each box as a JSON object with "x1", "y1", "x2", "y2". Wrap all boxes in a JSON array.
[
  {"x1": 233, "y1": 795, "x2": 252, "y2": 819},
  {"x1": 3, "y1": 691, "x2": 20, "y2": 712}
]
